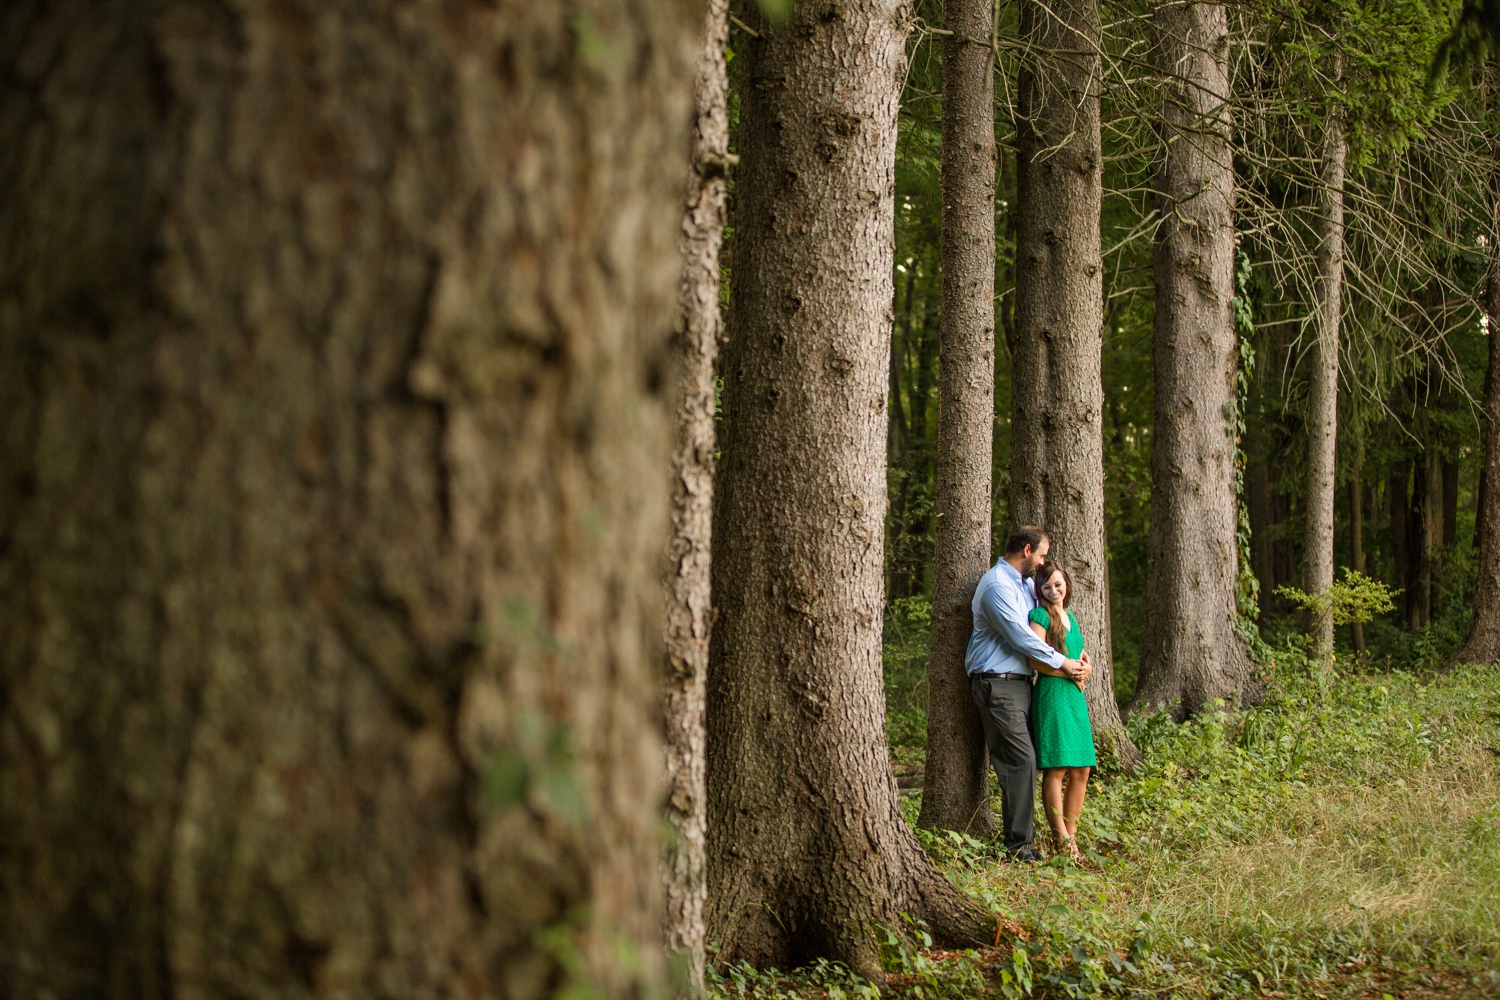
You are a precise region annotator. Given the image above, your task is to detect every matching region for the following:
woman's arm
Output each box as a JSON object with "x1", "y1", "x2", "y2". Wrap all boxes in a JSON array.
[{"x1": 1028, "y1": 622, "x2": 1073, "y2": 676}]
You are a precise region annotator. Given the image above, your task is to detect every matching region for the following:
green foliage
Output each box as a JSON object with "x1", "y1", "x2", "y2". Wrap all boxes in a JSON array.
[
  {"x1": 1430, "y1": 0, "x2": 1500, "y2": 87},
  {"x1": 1275, "y1": 567, "x2": 1399, "y2": 626},
  {"x1": 1261, "y1": 0, "x2": 1459, "y2": 165}
]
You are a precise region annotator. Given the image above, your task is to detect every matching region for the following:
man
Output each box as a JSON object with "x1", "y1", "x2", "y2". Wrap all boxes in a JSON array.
[{"x1": 967, "y1": 525, "x2": 1091, "y2": 859}]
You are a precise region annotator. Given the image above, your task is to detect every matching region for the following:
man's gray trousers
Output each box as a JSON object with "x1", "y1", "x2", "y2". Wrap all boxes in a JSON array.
[{"x1": 970, "y1": 673, "x2": 1036, "y2": 853}]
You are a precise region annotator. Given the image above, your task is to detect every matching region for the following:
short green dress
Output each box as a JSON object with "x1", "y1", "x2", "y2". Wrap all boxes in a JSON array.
[{"x1": 1029, "y1": 607, "x2": 1097, "y2": 769}]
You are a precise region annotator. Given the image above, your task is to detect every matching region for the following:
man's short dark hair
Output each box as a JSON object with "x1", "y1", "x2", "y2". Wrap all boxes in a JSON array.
[{"x1": 1005, "y1": 525, "x2": 1050, "y2": 556}]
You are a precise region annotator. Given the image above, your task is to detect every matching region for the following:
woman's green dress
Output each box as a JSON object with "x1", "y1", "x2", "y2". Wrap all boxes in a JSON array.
[{"x1": 1029, "y1": 607, "x2": 1097, "y2": 769}]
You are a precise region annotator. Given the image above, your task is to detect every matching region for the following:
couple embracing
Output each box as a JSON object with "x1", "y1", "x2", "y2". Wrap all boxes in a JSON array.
[{"x1": 966, "y1": 525, "x2": 1095, "y2": 862}]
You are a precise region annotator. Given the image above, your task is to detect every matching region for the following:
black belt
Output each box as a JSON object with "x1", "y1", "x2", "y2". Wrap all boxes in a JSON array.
[{"x1": 976, "y1": 672, "x2": 1030, "y2": 681}]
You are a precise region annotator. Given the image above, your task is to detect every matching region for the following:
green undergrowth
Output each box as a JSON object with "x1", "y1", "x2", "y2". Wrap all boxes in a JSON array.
[{"x1": 707, "y1": 649, "x2": 1500, "y2": 998}]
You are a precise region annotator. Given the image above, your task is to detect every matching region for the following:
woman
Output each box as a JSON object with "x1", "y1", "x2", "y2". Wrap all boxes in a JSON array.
[{"x1": 1027, "y1": 560, "x2": 1096, "y2": 860}]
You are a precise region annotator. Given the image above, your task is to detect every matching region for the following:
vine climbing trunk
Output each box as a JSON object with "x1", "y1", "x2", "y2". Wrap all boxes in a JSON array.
[
  {"x1": 0, "y1": 2, "x2": 696, "y2": 997},
  {"x1": 1134, "y1": 1, "x2": 1256, "y2": 719},
  {"x1": 707, "y1": 0, "x2": 992, "y2": 975},
  {"x1": 1011, "y1": 0, "x2": 1139, "y2": 768},
  {"x1": 662, "y1": 0, "x2": 729, "y2": 989},
  {"x1": 1456, "y1": 144, "x2": 1500, "y2": 667},
  {"x1": 920, "y1": 0, "x2": 998, "y2": 837},
  {"x1": 1306, "y1": 71, "x2": 1345, "y2": 661}
]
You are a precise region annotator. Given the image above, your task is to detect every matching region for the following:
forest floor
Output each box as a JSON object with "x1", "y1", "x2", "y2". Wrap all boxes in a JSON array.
[{"x1": 709, "y1": 649, "x2": 1500, "y2": 999}]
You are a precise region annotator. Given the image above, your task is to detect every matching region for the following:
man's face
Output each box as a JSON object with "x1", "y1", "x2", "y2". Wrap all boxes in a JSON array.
[{"x1": 1022, "y1": 539, "x2": 1049, "y2": 578}]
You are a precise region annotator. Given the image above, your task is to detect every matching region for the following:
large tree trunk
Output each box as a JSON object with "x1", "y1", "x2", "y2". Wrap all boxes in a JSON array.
[
  {"x1": 705, "y1": 0, "x2": 990, "y2": 976},
  {"x1": 1011, "y1": 0, "x2": 1139, "y2": 768},
  {"x1": 0, "y1": 3, "x2": 694, "y2": 998},
  {"x1": 919, "y1": 0, "x2": 998, "y2": 837},
  {"x1": 1457, "y1": 168, "x2": 1500, "y2": 664},
  {"x1": 1305, "y1": 89, "x2": 1345, "y2": 659},
  {"x1": 1133, "y1": 1, "x2": 1255, "y2": 719},
  {"x1": 663, "y1": 0, "x2": 729, "y2": 990}
]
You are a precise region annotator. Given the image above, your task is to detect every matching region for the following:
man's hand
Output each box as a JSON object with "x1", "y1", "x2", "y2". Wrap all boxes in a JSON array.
[{"x1": 1059, "y1": 657, "x2": 1094, "y2": 683}]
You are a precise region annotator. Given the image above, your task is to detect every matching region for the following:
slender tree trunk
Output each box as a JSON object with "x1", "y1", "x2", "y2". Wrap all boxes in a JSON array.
[
  {"x1": 1305, "y1": 83, "x2": 1344, "y2": 660},
  {"x1": 1392, "y1": 458, "x2": 1413, "y2": 621},
  {"x1": 890, "y1": 266, "x2": 916, "y2": 469},
  {"x1": 1246, "y1": 425, "x2": 1276, "y2": 606},
  {"x1": 1412, "y1": 455, "x2": 1432, "y2": 628},
  {"x1": 1443, "y1": 458, "x2": 1458, "y2": 549},
  {"x1": 1012, "y1": 0, "x2": 1140, "y2": 767},
  {"x1": 1423, "y1": 450, "x2": 1442, "y2": 621},
  {"x1": 663, "y1": 0, "x2": 729, "y2": 989},
  {"x1": 896, "y1": 310, "x2": 943, "y2": 596},
  {"x1": 1134, "y1": 1, "x2": 1255, "y2": 719},
  {"x1": 887, "y1": 269, "x2": 917, "y2": 601},
  {"x1": 920, "y1": 0, "x2": 998, "y2": 837},
  {"x1": 1351, "y1": 462, "x2": 1366, "y2": 656},
  {"x1": 707, "y1": 1, "x2": 991, "y2": 975},
  {"x1": 1457, "y1": 191, "x2": 1500, "y2": 663},
  {"x1": 0, "y1": 3, "x2": 695, "y2": 997}
]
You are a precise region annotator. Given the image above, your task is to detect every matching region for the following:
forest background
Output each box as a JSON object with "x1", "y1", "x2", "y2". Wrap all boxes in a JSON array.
[
  {"x1": 874, "y1": 0, "x2": 1487, "y2": 706},
  {"x1": 4, "y1": 1, "x2": 1500, "y2": 999}
]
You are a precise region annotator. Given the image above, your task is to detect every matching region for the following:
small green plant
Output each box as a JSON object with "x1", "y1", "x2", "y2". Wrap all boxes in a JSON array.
[{"x1": 1275, "y1": 567, "x2": 1398, "y2": 626}]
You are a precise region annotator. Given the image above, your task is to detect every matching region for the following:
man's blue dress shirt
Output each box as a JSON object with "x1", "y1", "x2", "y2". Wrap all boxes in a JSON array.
[{"x1": 965, "y1": 558, "x2": 1068, "y2": 677}]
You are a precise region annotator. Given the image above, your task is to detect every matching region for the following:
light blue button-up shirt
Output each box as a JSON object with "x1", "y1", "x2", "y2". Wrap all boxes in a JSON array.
[{"x1": 965, "y1": 558, "x2": 1068, "y2": 676}]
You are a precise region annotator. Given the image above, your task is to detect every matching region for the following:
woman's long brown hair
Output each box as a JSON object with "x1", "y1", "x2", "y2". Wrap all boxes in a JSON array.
[{"x1": 1035, "y1": 560, "x2": 1073, "y2": 654}]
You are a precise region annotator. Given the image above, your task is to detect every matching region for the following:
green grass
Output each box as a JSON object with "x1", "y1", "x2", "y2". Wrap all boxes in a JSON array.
[{"x1": 710, "y1": 639, "x2": 1500, "y2": 998}]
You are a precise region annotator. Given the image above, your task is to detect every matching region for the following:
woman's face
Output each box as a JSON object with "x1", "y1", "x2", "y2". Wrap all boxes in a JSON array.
[{"x1": 1038, "y1": 570, "x2": 1067, "y2": 607}]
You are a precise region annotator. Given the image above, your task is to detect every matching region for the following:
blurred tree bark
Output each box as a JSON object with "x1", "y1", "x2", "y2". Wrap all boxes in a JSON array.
[
  {"x1": 920, "y1": 0, "x2": 998, "y2": 837},
  {"x1": 707, "y1": 0, "x2": 992, "y2": 976},
  {"x1": 0, "y1": 1, "x2": 695, "y2": 996}
]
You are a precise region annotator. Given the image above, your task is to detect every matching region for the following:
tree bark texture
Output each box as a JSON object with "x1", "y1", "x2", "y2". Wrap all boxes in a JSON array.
[
  {"x1": 707, "y1": 1, "x2": 991, "y2": 975},
  {"x1": 1134, "y1": 2, "x2": 1255, "y2": 719},
  {"x1": 0, "y1": 3, "x2": 695, "y2": 998},
  {"x1": 1305, "y1": 95, "x2": 1345, "y2": 659},
  {"x1": 1457, "y1": 169, "x2": 1500, "y2": 664},
  {"x1": 1011, "y1": 0, "x2": 1139, "y2": 767},
  {"x1": 919, "y1": 1, "x2": 997, "y2": 837},
  {"x1": 663, "y1": 0, "x2": 728, "y2": 989}
]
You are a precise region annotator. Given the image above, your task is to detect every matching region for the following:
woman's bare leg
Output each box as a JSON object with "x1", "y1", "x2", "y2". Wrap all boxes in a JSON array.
[
  {"x1": 1062, "y1": 767, "x2": 1091, "y2": 848},
  {"x1": 1041, "y1": 768, "x2": 1071, "y2": 851}
]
